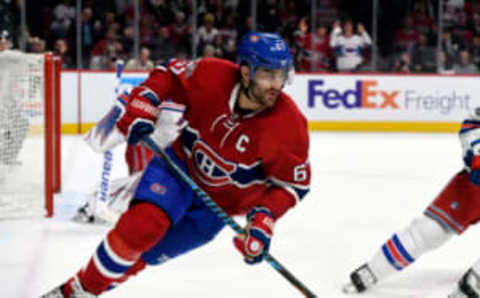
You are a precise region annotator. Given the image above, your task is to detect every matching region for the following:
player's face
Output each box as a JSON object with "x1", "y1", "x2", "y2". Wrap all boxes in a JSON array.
[{"x1": 250, "y1": 67, "x2": 285, "y2": 108}]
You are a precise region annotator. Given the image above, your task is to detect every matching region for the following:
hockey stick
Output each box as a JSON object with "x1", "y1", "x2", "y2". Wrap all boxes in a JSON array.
[
  {"x1": 142, "y1": 136, "x2": 318, "y2": 298},
  {"x1": 92, "y1": 60, "x2": 124, "y2": 215}
]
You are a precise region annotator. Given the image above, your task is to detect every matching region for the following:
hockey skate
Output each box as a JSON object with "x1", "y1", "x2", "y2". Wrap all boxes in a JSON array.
[
  {"x1": 343, "y1": 263, "x2": 378, "y2": 294},
  {"x1": 448, "y1": 269, "x2": 480, "y2": 298},
  {"x1": 40, "y1": 277, "x2": 96, "y2": 298},
  {"x1": 72, "y1": 203, "x2": 96, "y2": 223}
]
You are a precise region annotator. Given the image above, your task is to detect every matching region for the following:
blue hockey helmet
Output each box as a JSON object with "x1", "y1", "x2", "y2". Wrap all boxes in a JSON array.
[{"x1": 237, "y1": 32, "x2": 293, "y2": 84}]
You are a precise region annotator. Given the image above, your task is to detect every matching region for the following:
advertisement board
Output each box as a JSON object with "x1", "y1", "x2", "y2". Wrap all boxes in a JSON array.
[
  {"x1": 283, "y1": 74, "x2": 478, "y2": 131},
  {"x1": 62, "y1": 71, "x2": 477, "y2": 133}
]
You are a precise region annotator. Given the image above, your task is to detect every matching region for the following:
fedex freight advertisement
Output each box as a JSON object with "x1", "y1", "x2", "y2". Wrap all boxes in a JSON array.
[{"x1": 283, "y1": 74, "x2": 479, "y2": 123}]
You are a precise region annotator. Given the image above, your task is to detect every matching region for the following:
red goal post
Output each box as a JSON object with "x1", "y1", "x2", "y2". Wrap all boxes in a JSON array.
[{"x1": 45, "y1": 53, "x2": 62, "y2": 217}]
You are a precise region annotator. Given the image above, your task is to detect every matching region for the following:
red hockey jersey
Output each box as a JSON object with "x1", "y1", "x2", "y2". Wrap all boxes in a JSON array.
[{"x1": 130, "y1": 58, "x2": 310, "y2": 219}]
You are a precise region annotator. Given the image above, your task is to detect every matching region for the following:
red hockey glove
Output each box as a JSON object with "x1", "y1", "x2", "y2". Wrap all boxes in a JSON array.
[
  {"x1": 233, "y1": 207, "x2": 275, "y2": 265},
  {"x1": 116, "y1": 93, "x2": 160, "y2": 145}
]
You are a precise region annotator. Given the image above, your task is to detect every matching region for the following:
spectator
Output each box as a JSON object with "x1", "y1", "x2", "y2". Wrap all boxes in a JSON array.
[
  {"x1": 237, "y1": 16, "x2": 255, "y2": 42},
  {"x1": 330, "y1": 19, "x2": 372, "y2": 72},
  {"x1": 92, "y1": 12, "x2": 118, "y2": 43},
  {"x1": 452, "y1": 10, "x2": 474, "y2": 45},
  {"x1": 53, "y1": 38, "x2": 73, "y2": 68},
  {"x1": 260, "y1": 3, "x2": 282, "y2": 33},
  {"x1": 470, "y1": 34, "x2": 480, "y2": 69},
  {"x1": 28, "y1": 37, "x2": 46, "y2": 53},
  {"x1": 396, "y1": 16, "x2": 420, "y2": 54},
  {"x1": 298, "y1": 24, "x2": 331, "y2": 72},
  {"x1": 80, "y1": 7, "x2": 95, "y2": 63},
  {"x1": 453, "y1": 50, "x2": 478, "y2": 74},
  {"x1": 150, "y1": 26, "x2": 177, "y2": 63},
  {"x1": 168, "y1": 11, "x2": 190, "y2": 46},
  {"x1": 0, "y1": 30, "x2": 12, "y2": 51},
  {"x1": 222, "y1": 38, "x2": 236, "y2": 62},
  {"x1": 90, "y1": 26, "x2": 124, "y2": 61},
  {"x1": 411, "y1": 33, "x2": 436, "y2": 72},
  {"x1": 437, "y1": 50, "x2": 455, "y2": 74},
  {"x1": 202, "y1": 43, "x2": 215, "y2": 58},
  {"x1": 443, "y1": 0, "x2": 464, "y2": 28},
  {"x1": 50, "y1": 0, "x2": 75, "y2": 38},
  {"x1": 441, "y1": 27, "x2": 464, "y2": 60},
  {"x1": 197, "y1": 13, "x2": 218, "y2": 48},
  {"x1": 218, "y1": 13, "x2": 237, "y2": 42},
  {"x1": 212, "y1": 34, "x2": 224, "y2": 58},
  {"x1": 392, "y1": 51, "x2": 413, "y2": 73},
  {"x1": 90, "y1": 42, "x2": 119, "y2": 70},
  {"x1": 121, "y1": 26, "x2": 135, "y2": 57},
  {"x1": 293, "y1": 18, "x2": 308, "y2": 54},
  {"x1": 474, "y1": 12, "x2": 480, "y2": 33},
  {"x1": 139, "y1": 12, "x2": 157, "y2": 46},
  {"x1": 66, "y1": 7, "x2": 94, "y2": 68},
  {"x1": 125, "y1": 47, "x2": 154, "y2": 70},
  {"x1": 411, "y1": 1, "x2": 434, "y2": 35}
]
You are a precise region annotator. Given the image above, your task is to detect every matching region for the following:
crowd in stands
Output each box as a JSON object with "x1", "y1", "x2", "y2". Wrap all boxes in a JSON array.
[{"x1": 0, "y1": 0, "x2": 479, "y2": 74}]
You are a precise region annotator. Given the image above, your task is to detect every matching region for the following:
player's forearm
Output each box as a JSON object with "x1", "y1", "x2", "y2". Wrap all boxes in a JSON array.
[{"x1": 258, "y1": 187, "x2": 299, "y2": 220}]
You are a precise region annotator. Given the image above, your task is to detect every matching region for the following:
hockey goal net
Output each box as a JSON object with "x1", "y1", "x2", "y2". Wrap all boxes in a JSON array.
[{"x1": 0, "y1": 51, "x2": 61, "y2": 219}]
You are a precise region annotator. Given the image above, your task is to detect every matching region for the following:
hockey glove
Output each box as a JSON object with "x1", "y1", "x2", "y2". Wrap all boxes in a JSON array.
[
  {"x1": 117, "y1": 93, "x2": 160, "y2": 145},
  {"x1": 149, "y1": 102, "x2": 186, "y2": 149},
  {"x1": 84, "y1": 96, "x2": 126, "y2": 153},
  {"x1": 233, "y1": 207, "x2": 275, "y2": 265}
]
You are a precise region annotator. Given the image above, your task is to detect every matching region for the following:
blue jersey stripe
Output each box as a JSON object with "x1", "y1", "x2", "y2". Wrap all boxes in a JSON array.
[
  {"x1": 231, "y1": 164, "x2": 265, "y2": 184},
  {"x1": 140, "y1": 91, "x2": 160, "y2": 106},
  {"x1": 294, "y1": 187, "x2": 310, "y2": 200},
  {"x1": 97, "y1": 242, "x2": 131, "y2": 274},
  {"x1": 382, "y1": 244, "x2": 403, "y2": 270},
  {"x1": 472, "y1": 139, "x2": 480, "y2": 147},
  {"x1": 392, "y1": 234, "x2": 414, "y2": 263}
]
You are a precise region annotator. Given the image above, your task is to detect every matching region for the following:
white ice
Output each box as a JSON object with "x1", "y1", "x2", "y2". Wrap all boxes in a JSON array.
[{"x1": 2, "y1": 132, "x2": 478, "y2": 298}]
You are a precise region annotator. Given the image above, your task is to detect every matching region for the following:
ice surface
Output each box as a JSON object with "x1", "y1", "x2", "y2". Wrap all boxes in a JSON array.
[{"x1": 2, "y1": 132, "x2": 477, "y2": 298}]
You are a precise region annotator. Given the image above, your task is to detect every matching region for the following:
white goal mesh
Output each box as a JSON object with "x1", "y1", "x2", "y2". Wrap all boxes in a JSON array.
[{"x1": 0, "y1": 51, "x2": 60, "y2": 219}]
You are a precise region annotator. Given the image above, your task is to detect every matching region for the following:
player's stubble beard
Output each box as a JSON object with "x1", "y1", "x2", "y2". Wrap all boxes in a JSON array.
[{"x1": 243, "y1": 79, "x2": 280, "y2": 109}]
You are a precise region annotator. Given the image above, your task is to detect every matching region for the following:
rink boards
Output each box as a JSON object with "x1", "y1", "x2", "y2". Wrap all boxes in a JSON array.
[{"x1": 59, "y1": 71, "x2": 479, "y2": 133}]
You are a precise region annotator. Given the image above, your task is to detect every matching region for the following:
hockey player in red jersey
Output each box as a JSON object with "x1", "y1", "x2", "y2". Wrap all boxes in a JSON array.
[
  {"x1": 41, "y1": 31, "x2": 311, "y2": 297},
  {"x1": 343, "y1": 107, "x2": 480, "y2": 297}
]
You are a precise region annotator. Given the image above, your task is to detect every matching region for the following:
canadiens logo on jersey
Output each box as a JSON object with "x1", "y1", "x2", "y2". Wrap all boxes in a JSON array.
[
  {"x1": 181, "y1": 126, "x2": 265, "y2": 188},
  {"x1": 192, "y1": 141, "x2": 236, "y2": 186}
]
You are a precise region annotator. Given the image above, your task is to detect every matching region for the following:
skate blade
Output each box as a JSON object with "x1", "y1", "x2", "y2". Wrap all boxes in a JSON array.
[
  {"x1": 447, "y1": 290, "x2": 468, "y2": 298},
  {"x1": 342, "y1": 283, "x2": 359, "y2": 294}
]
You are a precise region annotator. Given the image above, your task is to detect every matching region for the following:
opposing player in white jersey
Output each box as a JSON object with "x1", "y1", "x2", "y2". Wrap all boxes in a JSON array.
[
  {"x1": 343, "y1": 107, "x2": 480, "y2": 297},
  {"x1": 329, "y1": 20, "x2": 371, "y2": 72}
]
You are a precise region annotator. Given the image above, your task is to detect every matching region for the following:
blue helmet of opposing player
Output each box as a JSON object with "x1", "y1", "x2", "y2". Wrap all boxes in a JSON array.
[{"x1": 237, "y1": 32, "x2": 293, "y2": 86}]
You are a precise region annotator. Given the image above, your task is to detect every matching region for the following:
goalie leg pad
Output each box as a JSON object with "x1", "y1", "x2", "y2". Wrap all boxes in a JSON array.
[{"x1": 84, "y1": 96, "x2": 126, "y2": 153}]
